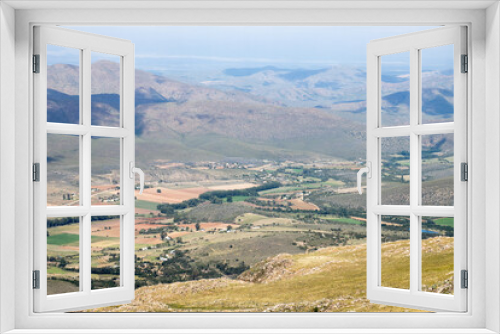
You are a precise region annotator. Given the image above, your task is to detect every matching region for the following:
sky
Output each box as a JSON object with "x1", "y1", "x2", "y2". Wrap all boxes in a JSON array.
[{"x1": 52, "y1": 26, "x2": 452, "y2": 73}]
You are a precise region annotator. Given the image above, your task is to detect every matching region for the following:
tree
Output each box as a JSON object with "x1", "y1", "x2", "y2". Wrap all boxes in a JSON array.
[
  {"x1": 227, "y1": 195, "x2": 233, "y2": 203},
  {"x1": 58, "y1": 257, "x2": 68, "y2": 269},
  {"x1": 227, "y1": 225, "x2": 233, "y2": 231},
  {"x1": 157, "y1": 188, "x2": 162, "y2": 193},
  {"x1": 195, "y1": 222, "x2": 201, "y2": 231}
]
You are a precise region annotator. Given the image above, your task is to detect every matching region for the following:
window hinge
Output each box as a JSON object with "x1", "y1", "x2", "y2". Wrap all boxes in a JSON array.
[
  {"x1": 33, "y1": 54, "x2": 40, "y2": 73},
  {"x1": 33, "y1": 270, "x2": 40, "y2": 289},
  {"x1": 33, "y1": 163, "x2": 40, "y2": 182},
  {"x1": 461, "y1": 270, "x2": 468, "y2": 289},
  {"x1": 461, "y1": 162, "x2": 468, "y2": 181},
  {"x1": 461, "y1": 54, "x2": 468, "y2": 73}
]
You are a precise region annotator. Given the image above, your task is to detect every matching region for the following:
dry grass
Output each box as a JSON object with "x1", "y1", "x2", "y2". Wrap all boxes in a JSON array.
[
  {"x1": 88, "y1": 237, "x2": 453, "y2": 313},
  {"x1": 135, "y1": 187, "x2": 208, "y2": 204}
]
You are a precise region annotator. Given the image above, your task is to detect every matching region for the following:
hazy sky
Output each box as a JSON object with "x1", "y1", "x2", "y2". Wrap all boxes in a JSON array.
[{"x1": 55, "y1": 26, "x2": 451, "y2": 72}]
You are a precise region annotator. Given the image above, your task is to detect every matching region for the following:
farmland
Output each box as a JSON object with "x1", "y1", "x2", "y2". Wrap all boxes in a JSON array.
[{"x1": 48, "y1": 153, "x2": 454, "y2": 311}]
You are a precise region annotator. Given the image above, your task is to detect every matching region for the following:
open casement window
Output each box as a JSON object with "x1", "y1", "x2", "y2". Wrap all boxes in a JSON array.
[
  {"x1": 365, "y1": 26, "x2": 467, "y2": 312},
  {"x1": 33, "y1": 26, "x2": 139, "y2": 312}
]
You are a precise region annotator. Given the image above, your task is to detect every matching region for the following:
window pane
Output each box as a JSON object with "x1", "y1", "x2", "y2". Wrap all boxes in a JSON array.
[
  {"x1": 91, "y1": 52, "x2": 121, "y2": 127},
  {"x1": 421, "y1": 216, "x2": 454, "y2": 295},
  {"x1": 381, "y1": 52, "x2": 410, "y2": 127},
  {"x1": 91, "y1": 215, "x2": 121, "y2": 290},
  {"x1": 421, "y1": 134, "x2": 454, "y2": 206},
  {"x1": 381, "y1": 215, "x2": 410, "y2": 289},
  {"x1": 47, "y1": 217, "x2": 80, "y2": 295},
  {"x1": 47, "y1": 134, "x2": 80, "y2": 206},
  {"x1": 47, "y1": 44, "x2": 80, "y2": 124},
  {"x1": 91, "y1": 137, "x2": 121, "y2": 205},
  {"x1": 421, "y1": 45, "x2": 454, "y2": 124},
  {"x1": 381, "y1": 137, "x2": 410, "y2": 205}
]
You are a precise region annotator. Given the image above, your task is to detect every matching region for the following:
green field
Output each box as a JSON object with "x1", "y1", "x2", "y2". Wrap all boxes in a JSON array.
[
  {"x1": 47, "y1": 233, "x2": 79, "y2": 245},
  {"x1": 331, "y1": 217, "x2": 365, "y2": 225},
  {"x1": 434, "y1": 217, "x2": 454, "y2": 227},
  {"x1": 135, "y1": 200, "x2": 160, "y2": 211},
  {"x1": 47, "y1": 267, "x2": 76, "y2": 275},
  {"x1": 47, "y1": 232, "x2": 116, "y2": 246}
]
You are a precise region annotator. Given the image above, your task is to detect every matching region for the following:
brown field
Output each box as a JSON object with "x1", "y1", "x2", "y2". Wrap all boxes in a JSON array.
[
  {"x1": 135, "y1": 207, "x2": 159, "y2": 215},
  {"x1": 255, "y1": 197, "x2": 319, "y2": 211},
  {"x1": 135, "y1": 235, "x2": 163, "y2": 245},
  {"x1": 135, "y1": 187, "x2": 208, "y2": 204},
  {"x1": 166, "y1": 231, "x2": 191, "y2": 238},
  {"x1": 337, "y1": 186, "x2": 365, "y2": 194},
  {"x1": 91, "y1": 218, "x2": 121, "y2": 237},
  {"x1": 135, "y1": 183, "x2": 257, "y2": 204},
  {"x1": 290, "y1": 199, "x2": 320, "y2": 211}
]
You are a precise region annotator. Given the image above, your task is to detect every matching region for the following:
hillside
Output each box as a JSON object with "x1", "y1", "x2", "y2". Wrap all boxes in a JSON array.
[
  {"x1": 47, "y1": 61, "x2": 367, "y2": 162},
  {"x1": 49, "y1": 61, "x2": 278, "y2": 105},
  {"x1": 47, "y1": 61, "x2": 455, "y2": 162},
  {"x1": 88, "y1": 237, "x2": 453, "y2": 313}
]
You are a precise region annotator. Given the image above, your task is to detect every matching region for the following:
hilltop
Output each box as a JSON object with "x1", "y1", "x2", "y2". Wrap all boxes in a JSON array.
[{"x1": 89, "y1": 237, "x2": 453, "y2": 313}]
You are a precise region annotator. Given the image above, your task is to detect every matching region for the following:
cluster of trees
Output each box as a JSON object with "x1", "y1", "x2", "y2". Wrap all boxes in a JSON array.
[
  {"x1": 138, "y1": 225, "x2": 179, "y2": 235},
  {"x1": 157, "y1": 198, "x2": 204, "y2": 215},
  {"x1": 134, "y1": 250, "x2": 250, "y2": 288},
  {"x1": 47, "y1": 215, "x2": 119, "y2": 228},
  {"x1": 47, "y1": 255, "x2": 78, "y2": 270},
  {"x1": 157, "y1": 182, "x2": 282, "y2": 215},
  {"x1": 199, "y1": 181, "x2": 281, "y2": 201},
  {"x1": 318, "y1": 205, "x2": 366, "y2": 218}
]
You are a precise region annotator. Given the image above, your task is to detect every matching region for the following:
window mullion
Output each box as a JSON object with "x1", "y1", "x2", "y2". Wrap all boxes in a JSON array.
[
  {"x1": 409, "y1": 47, "x2": 420, "y2": 294},
  {"x1": 82, "y1": 47, "x2": 92, "y2": 294}
]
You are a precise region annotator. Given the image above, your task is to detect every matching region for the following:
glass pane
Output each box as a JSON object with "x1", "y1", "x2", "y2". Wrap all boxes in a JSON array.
[
  {"x1": 421, "y1": 216, "x2": 454, "y2": 294},
  {"x1": 381, "y1": 52, "x2": 410, "y2": 127},
  {"x1": 381, "y1": 215, "x2": 410, "y2": 289},
  {"x1": 47, "y1": 134, "x2": 80, "y2": 206},
  {"x1": 381, "y1": 137, "x2": 410, "y2": 205},
  {"x1": 91, "y1": 52, "x2": 121, "y2": 127},
  {"x1": 91, "y1": 137, "x2": 121, "y2": 205},
  {"x1": 421, "y1": 45, "x2": 454, "y2": 124},
  {"x1": 421, "y1": 134, "x2": 454, "y2": 206},
  {"x1": 47, "y1": 217, "x2": 80, "y2": 295},
  {"x1": 47, "y1": 44, "x2": 80, "y2": 124},
  {"x1": 91, "y1": 215, "x2": 121, "y2": 290}
]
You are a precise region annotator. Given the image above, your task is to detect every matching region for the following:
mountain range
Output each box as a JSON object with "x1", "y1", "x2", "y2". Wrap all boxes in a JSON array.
[{"x1": 47, "y1": 60, "x2": 454, "y2": 163}]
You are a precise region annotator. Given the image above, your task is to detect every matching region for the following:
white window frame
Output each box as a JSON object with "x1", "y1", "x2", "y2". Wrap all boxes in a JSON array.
[
  {"x1": 1, "y1": 2, "x2": 499, "y2": 333},
  {"x1": 366, "y1": 26, "x2": 467, "y2": 312},
  {"x1": 32, "y1": 26, "x2": 136, "y2": 312}
]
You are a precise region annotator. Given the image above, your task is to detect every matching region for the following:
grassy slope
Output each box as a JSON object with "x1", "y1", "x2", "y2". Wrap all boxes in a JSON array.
[{"x1": 89, "y1": 237, "x2": 453, "y2": 313}]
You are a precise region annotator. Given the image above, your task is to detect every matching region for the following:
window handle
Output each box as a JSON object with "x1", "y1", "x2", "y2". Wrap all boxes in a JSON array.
[
  {"x1": 129, "y1": 162, "x2": 145, "y2": 194},
  {"x1": 357, "y1": 162, "x2": 372, "y2": 195}
]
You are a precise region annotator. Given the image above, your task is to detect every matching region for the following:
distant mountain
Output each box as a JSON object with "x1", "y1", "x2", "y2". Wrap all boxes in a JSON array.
[
  {"x1": 195, "y1": 65, "x2": 453, "y2": 121},
  {"x1": 48, "y1": 61, "x2": 277, "y2": 106},
  {"x1": 46, "y1": 61, "x2": 453, "y2": 163}
]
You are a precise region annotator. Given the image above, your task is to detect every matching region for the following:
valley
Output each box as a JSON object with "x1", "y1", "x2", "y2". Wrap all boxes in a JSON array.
[{"x1": 45, "y1": 59, "x2": 455, "y2": 312}]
